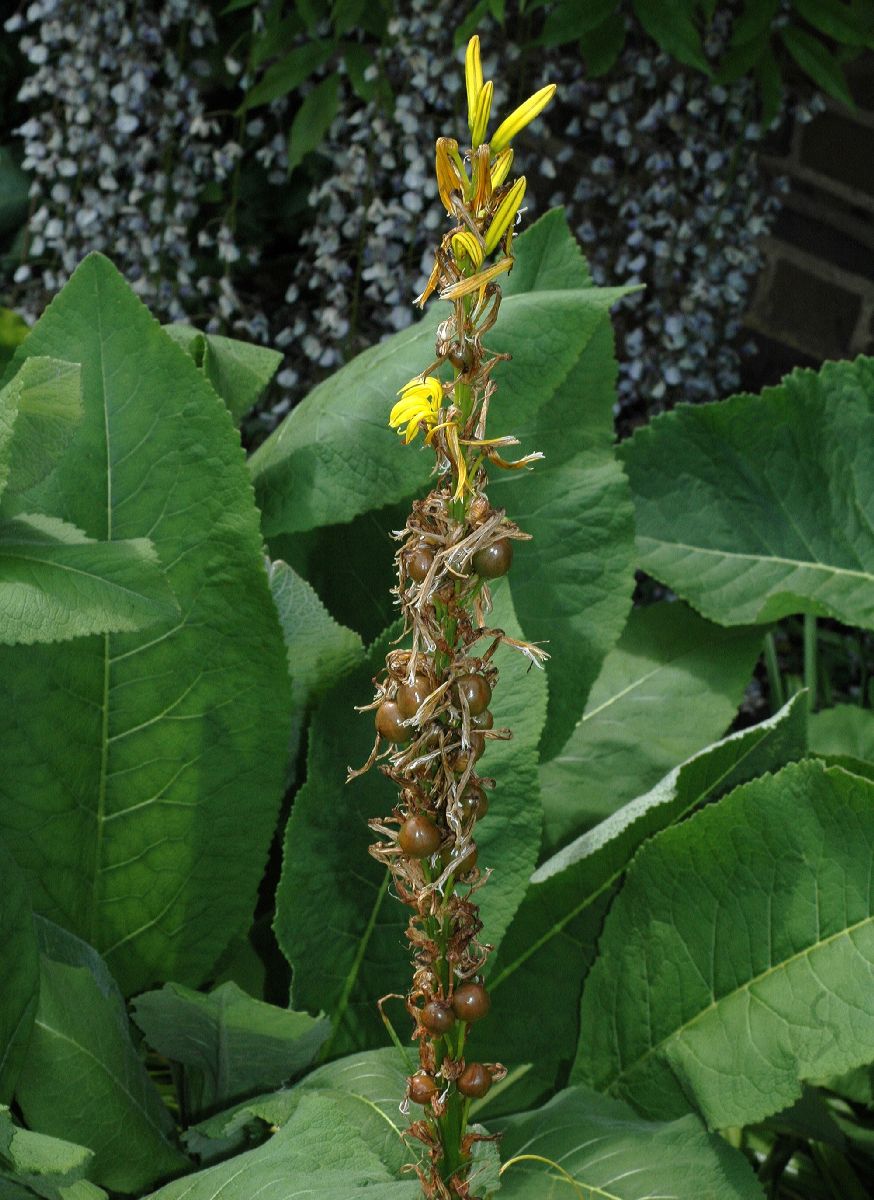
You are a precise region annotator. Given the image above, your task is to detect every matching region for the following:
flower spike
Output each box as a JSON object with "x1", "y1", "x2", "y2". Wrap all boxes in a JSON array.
[{"x1": 490, "y1": 83, "x2": 557, "y2": 153}]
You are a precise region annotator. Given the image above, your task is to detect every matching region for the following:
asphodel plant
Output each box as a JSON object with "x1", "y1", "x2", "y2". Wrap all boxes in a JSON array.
[{"x1": 351, "y1": 36, "x2": 555, "y2": 1200}]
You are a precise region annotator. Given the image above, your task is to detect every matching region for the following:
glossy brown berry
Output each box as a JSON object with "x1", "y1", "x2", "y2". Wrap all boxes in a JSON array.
[
  {"x1": 399, "y1": 815, "x2": 442, "y2": 859},
  {"x1": 409, "y1": 1072, "x2": 439, "y2": 1105},
  {"x1": 442, "y1": 842, "x2": 478, "y2": 874},
  {"x1": 407, "y1": 547, "x2": 434, "y2": 583},
  {"x1": 453, "y1": 674, "x2": 491, "y2": 716},
  {"x1": 471, "y1": 709, "x2": 494, "y2": 731},
  {"x1": 473, "y1": 538, "x2": 513, "y2": 579},
  {"x1": 459, "y1": 787, "x2": 489, "y2": 821},
  {"x1": 420, "y1": 999, "x2": 455, "y2": 1035},
  {"x1": 453, "y1": 733, "x2": 485, "y2": 773},
  {"x1": 397, "y1": 674, "x2": 431, "y2": 719},
  {"x1": 456, "y1": 1062, "x2": 491, "y2": 1098},
  {"x1": 375, "y1": 700, "x2": 408, "y2": 743},
  {"x1": 452, "y1": 982, "x2": 491, "y2": 1023}
]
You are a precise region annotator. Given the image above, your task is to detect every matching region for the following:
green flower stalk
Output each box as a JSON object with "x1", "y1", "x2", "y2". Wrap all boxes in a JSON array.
[{"x1": 351, "y1": 36, "x2": 555, "y2": 1200}]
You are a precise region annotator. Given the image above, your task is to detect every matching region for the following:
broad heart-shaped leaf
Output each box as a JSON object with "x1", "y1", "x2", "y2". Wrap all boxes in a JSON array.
[
  {"x1": 3, "y1": 358, "x2": 81, "y2": 497},
  {"x1": 141, "y1": 1091, "x2": 418, "y2": 1200},
  {"x1": 474, "y1": 694, "x2": 808, "y2": 1118},
  {"x1": 620, "y1": 357, "x2": 874, "y2": 628},
  {"x1": 0, "y1": 846, "x2": 38, "y2": 1105},
  {"x1": 162, "y1": 325, "x2": 281, "y2": 424},
  {"x1": 0, "y1": 254, "x2": 291, "y2": 994},
  {"x1": 539, "y1": 602, "x2": 765, "y2": 853},
  {"x1": 185, "y1": 1048, "x2": 413, "y2": 1172},
  {"x1": 254, "y1": 211, "x2": 635, "y2": 756},
  {"x1": 131, "y1": 981, "x2": 330, "y2": 1120},
  {"x1": 0, "y1": 515, "x2": 177, "y2": 645},
  {"x1": 0, "y1": 1105, "x2": 94, "y2": 1200},
  {"x1": 574, "y1": 759, "x2": 874, "y2": 1129},
  {"x1": 274, "y1": 583, "x2": 546, "y2": 1057},
  {"x1": 492, "y1": 1086, "x2": 763, "y2": 1199},
  {"x1": 15, "y1": 921, "x2": 187, "y2": 1193},
  {"x1": 809, "y1": 705, "x2": 874, "y2": 761}
]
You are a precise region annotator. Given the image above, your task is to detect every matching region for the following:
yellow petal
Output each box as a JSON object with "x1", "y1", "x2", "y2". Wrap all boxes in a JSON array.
[
  {"x1": 465, "y1": 35, "x2": 483, "y2": 132},
  {"x1": 489, "y1": 147, "x2": 514, "y2": 189},
  {"x1": 490, "y1": 84, "x2": 556, "y2": 153},
  {"x1": 470, "y1": 79, "x2": 493, "y2": 149},
  {"x1": 398, "y1": 376, "x2": 442, "y2": 402},
  {"x1": 483, "y1": 176, "x2": 526, "y2": 255},
  {"x1": 451, "y1": 230, "x2": 484, "y2": 270}
]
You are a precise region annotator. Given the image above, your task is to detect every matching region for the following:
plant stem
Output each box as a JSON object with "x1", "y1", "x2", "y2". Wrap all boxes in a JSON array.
[
  {"x1": 763, "y1": 632, "x2": 785, "y2": 714},
  {"x1": 803, "y1": 613, "x2": 818, "y2": 714}
]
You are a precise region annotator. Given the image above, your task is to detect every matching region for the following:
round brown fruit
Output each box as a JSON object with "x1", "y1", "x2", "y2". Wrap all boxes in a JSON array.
[
  {"x1": 441, "y1": 842, "x2": 478, "y2": 875},
  {"x1": 472, "y1": 538, "x2": 513, "y2": 579},
  {"x1": 375, "y1": 700, "x2": 408, "y2": 743},
  {"x1": 471, "y1": 709, "x2": 494, "y2": 731},
  {"x1": 420, "y1": 1000, "x2": 455, "y2": 1035},
  {"x1": 453, "y1": 733, "x2": 485, "y2": 773},
  {"x1": 397, "y1": 674, "x2": 431, "y2": 719},
  {"x1": 453, "y1": 674, "x2": 492, "y2": 717},
  {"x1": 456, "y1": 1063, "x2": 491, "y2": 1098},
  {"x1": 459, "y1": 787, "x2": 489, "y2": 821},
  {"x1": 407, "y1": 547, "x2": 434, "y2": 583},
  {"x1": 452, "y1": 982, "x2": 491, "y2": 1023},
  {"x1": 409, "y1": 1072, "x2": 439, "y2": 1105},
  {"x1": 398, "y1": 815, "x2": 442, "y2": 859}
]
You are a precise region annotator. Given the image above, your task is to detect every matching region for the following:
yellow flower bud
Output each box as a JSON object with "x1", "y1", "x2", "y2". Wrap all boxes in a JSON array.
[
  {"x1": 451, "y1": 230, "x2": 484, "y2": 270},
  {"x1": 490, "y1": 84, "x2": 556, "y2": 153},
  {"x1": 470, "y1": 80, "x2": 493, "y2": 150},
  {"x1": 465, "y1": 35, "x2": 483, "y2": 133},
  {"x1": 483, "y1": 176, "x2": 526, "y2": 256},
  {"x1": 489, "y1": 148, "x2": 514, "y2": 189}
]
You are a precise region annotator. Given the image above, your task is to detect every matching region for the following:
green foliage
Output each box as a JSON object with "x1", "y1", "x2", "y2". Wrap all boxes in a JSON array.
[
  {"x1": 162, "y1": 325, "x2": 281, "y2": 425},
  {"x1": 621, "y1": 358, "x2": 874, "y2": 629},
  {"x1": 0, "y1": 848, "x2": 38, "y2": 1105}
]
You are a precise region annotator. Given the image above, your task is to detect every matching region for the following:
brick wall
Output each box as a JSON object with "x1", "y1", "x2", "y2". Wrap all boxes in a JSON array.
[{"x1": 743, "y1": 52, "x2": 874, "y2": 389}]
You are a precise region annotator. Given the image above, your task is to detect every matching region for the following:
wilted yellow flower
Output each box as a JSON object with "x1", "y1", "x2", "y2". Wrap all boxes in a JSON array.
[{"x1": 389, "y1": 376, "x2": 443, "y2": 443}]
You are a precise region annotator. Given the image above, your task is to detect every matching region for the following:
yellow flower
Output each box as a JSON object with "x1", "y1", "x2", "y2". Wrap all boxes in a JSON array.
[
  {"x1": 389, "y1": 376, "x2": 443, "y2": 443},
  {"x1": 490, "y1": 84, "x2": 557, "y2": 153},
  {"x1": 489, "y1": 148, "x2": 514, "y2": 189},
  {"x1": 451, "y1": 230, "x2": 484, "y2": 270},
  {"x1": 465, "y1": 35, "x2": 483, "y2": 133},
  {"x1": 483, "y1": 176, "x2": 526, "y2": 255},
  {"x1": 470, "y1": 79, "x2": 493, "y2": 149}
]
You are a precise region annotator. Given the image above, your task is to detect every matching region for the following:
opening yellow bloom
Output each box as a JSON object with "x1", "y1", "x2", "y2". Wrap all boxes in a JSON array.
[{"x1": 389, "y1": 376, "x2": 443, "y2": 444}]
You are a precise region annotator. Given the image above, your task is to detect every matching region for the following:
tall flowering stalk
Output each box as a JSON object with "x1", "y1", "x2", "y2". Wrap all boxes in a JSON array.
[{"x1": 351, "y1": 37, "x2": 555, "y2": 1200}]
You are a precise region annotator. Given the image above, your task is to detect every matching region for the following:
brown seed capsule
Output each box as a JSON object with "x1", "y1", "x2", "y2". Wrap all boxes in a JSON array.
[
  {"x1": 441, "y1": 842, "x2": 478, "y2": 875},
  {"x1": 471, "y1": 709, "x2": 494, "y2": 731},
  {"x1": 472, "y1": 537, "x2": 513, "y2": 579},
  {"x1": 407, "y1": 546, "x2": 434, "y2": 583},
  {"x1": 409, "y1": 1072, "x2": 439, "y2": 1104},
  {"x1": 375, "y1": 700, "x2": 408, "y2": 743},
  {"x1": 452, "y1": 982, "x2": 491, "y2": 1023},
  {"x1": 399, "y1": 815, "x2": 442, "y2": 859},
  {"x1": 397, "y1": 674, "x2": 431, "y2": 719},
  {"x1": 453, "y1": 733, "x2": 485, "y2": 773},
  {"x1": 456, "y1": 1062, "x2": 491, "y2": 1098},
  {"x1": 459, "y1": 786, "x2": 489, "y2": 821},
  {"x1": 453, "y1": 674, "x2": 492, "y2": 716},
  {"x1": 420, "y1": 999, "x2": 455, "y2": 1035}
]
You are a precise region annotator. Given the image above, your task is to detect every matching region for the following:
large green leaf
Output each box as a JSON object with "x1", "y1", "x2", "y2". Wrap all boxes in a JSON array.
[
  {"x1": 0, "y1": 848, "x2": 38, "y2": 1104},
  {"x1": 574, "y1": 759, "x2": 874, "y2": 1128},
  {"x1": 162, "y1": 325, "x2": 281, "y2": 425},
  {"x1": 539, "y1": 602, "x2": 764, "y2": 851},
  {"x1": 0, "y1": 515, "x2": 178, "y2": 645},
  {"x1": 0, "y1": 357, "x2": 81, "y2": 500},
  {"x1": 274, "y1": 583, "x2": 546, "y2": 1056},
  {"x1": 493, "y1": 1086, "x2": 763, "y2": 1199},
  {"x1": 0, "y1": 253, "x2": 291, "y2": 994},
  {"x1": 131, "y1": 981, "x2": 330, "y2": 1120},
  {"x1": 0, "y1": 1106, "x2": 94, "y2": 1200},
  {"x1": 142, "y1": 1092, "x2": 417, "y2": 1200},
  {"x1": 15, "y1": 922, "x2": 187, "y2": 1193},
  {"x1": 473, "y1": 694, "x2": 807, "y2": 1117},
  {"x1": 809, "y1": 705, "x2": 874, "y2": 761},
  {"x1": 620, "y1": 358, "x2": 874, "y2": 629},
  {"x1": 253, "y1": 212, "x2": 635, "y2": 756}
]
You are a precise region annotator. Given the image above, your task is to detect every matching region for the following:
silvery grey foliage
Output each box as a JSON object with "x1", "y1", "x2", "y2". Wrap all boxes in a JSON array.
[{"x1": 5, "y1": 0, "x2": 816, "y2": 428}]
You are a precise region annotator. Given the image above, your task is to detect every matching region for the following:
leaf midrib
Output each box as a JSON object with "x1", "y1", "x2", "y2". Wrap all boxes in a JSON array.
[
  {"x1": 640, "y1": 536, "x2": 874, "y2": 584},
  {"x1": 608, "y1": 905, "x2": 874, "y2": 1090}
]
